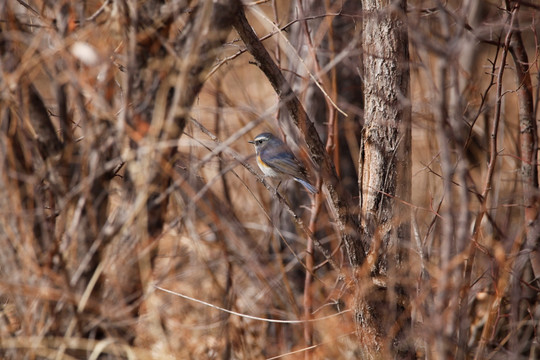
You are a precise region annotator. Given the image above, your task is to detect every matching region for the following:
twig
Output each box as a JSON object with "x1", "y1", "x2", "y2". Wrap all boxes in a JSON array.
[
  {"x1": 155, "y1": 285, "x2": 351, "y2": 324},
  {"x1": 265, "y1": 332, "x2": 355, "y2": 360},
  {"x1": 249, "y1": 6, "x2": 348, "y2": 117},
  {"x1": 15, "y1": 0, "x2": 39, "y2": 16},
  {"x1": 208, "y1": 13, "x2": 345, "y2": 79},
  {"x1": 86, "y1": 0, "x2": 111, "y2": 22},
  {"x1": 304, "y1": 187, "x2": 322, "y2": 350},
  {"x1": 295, "y1": 1, "x2": 331, "y2": 352}
]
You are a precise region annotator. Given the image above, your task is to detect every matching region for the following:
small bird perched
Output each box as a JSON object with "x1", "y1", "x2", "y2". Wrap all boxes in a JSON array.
[{"x1": 248, "y1": 132, "x2": 318, "y2": 194}]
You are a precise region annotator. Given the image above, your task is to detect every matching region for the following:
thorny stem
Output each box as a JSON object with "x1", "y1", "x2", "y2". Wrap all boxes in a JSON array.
[{"x1": 473, "y1": 5, "x2": 519, "y2": 359}]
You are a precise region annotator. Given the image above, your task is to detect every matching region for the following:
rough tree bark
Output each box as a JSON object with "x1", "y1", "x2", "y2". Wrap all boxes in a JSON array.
[{"x1": 358, "y1": 0, "x2": 412, "y2": 356}]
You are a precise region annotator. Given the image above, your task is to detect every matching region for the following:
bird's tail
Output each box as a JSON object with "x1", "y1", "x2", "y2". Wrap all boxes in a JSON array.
[{"x1": 294, "y1": 177, "x2": 318, "y2": 194}]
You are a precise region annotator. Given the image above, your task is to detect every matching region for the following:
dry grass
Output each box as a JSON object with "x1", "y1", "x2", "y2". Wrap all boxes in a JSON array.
[{"x1": 1, "y1": 0, "x2": 539, "y2": 359}]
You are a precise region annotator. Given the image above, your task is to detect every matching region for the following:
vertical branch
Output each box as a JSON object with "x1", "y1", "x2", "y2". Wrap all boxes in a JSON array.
[
  {"x1": 507, "y1": 1, "x2": 540, "y2": 355},
  {"x1": 110, "y1": 0, "x2": 240, "y2": 346},
  {"x1": 296, "y1": 0, "x2": 338, "y2": 167},
  {"x1": 303, "y1": 198, "x2": 322, "y2": 355},
  {"x1": 508, "y1": 3, "x2": 540, "y2": 280},
  {"x1": 294, "y1": 1, "x2": 340, "y2": 352},
  {"x1": 271, "y1": 0, "x2": 282, "y2": 127},
  {"x1": 434, "y1": 3, "x2": 476, "y2": 357},
  {"x1": 472, "y1": 6, "x2": 518, "y2": 359},
  {"x1": 359, "y1": 0, "x2": 411, "y2": 355},
  {"x1": 213, "y1": 79, "x2": 234, "y2": 209},
  {"x1": 433, "y1": 43, "x2": 453, "y2": 359}
]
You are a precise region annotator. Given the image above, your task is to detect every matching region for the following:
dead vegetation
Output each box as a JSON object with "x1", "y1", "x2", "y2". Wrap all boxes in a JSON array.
[{"x1": 0, "y1": 0, "x2": 539, "y2": 359}]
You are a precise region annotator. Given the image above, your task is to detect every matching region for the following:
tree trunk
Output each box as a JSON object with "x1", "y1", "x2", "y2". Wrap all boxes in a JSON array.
[{"x1": 358, "y1": 0, "x2": 412, "y2": 356}]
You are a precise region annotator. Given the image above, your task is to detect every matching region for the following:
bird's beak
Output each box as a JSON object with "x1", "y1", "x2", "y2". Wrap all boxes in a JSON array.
[{"x1": 248, "y1": 140, "x2": 254, "y2": 144}]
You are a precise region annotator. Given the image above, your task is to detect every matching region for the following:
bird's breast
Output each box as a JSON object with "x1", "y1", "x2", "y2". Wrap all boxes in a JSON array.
[{"x1": 257, "y1": 156, "x2": 281, "y2": 178}]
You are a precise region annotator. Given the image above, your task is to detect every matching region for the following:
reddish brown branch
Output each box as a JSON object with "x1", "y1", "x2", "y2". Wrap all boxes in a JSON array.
[{"x1": 473, "y1": 6, "x2": 519, "y2": 358}]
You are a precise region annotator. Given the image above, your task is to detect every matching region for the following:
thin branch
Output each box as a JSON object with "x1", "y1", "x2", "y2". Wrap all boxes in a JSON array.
[
  {"x1": 265, "y1": 332, "x2": 355, "y2": 360},
  {"x1": 473, "y1": 5, "x2": 519, "y2": 358},
  {"x1": 208, "y1": 12, "x2": 345, "y2": 80},
  {"x1": 86, "y1": 0, "x2": 111, "y2": 22},
  {"x1": 250, "y1": 6, "x2": 348, "y2": 117},
  {"x1": 15, "y1": 0, "x2": 39, "y2": 16},
  {"x1": 155, "y1": 286, "x2": 351, "y2": 324}
]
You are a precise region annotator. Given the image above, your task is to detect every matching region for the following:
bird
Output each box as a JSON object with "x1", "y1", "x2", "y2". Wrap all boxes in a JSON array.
[{"x1": 248, "y1": 132, "x2": 318, "y2": 194}]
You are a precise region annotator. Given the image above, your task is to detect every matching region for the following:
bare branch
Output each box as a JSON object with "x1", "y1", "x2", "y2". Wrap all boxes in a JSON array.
[{"x1": 232, "y1": 0, "x2": 366, "y2": 267}]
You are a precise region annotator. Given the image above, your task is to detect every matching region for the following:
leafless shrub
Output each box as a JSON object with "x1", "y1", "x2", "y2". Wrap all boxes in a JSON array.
[{"x1": 0, "y1": 0, "x2": 538, "y2": 359}]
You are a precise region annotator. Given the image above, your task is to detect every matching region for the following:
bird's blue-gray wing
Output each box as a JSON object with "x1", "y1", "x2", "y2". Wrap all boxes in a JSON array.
[{"x1": 262, "y1": 147, "x2": 305, "y2": 177}]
